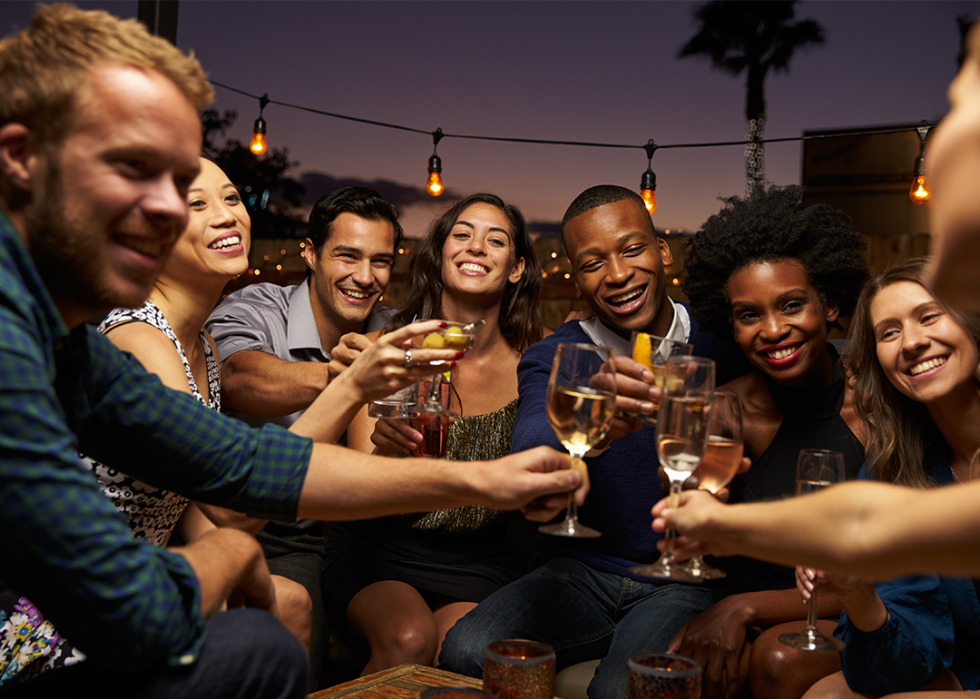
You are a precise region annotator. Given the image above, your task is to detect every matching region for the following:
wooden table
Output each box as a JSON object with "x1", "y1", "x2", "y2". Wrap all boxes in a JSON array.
[{"x1": 308, "y1": 664, "x2": 482, "y2": 699}]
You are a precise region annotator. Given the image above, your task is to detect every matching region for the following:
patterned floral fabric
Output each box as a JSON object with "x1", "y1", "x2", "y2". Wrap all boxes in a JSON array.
[
  {"x1": 0, "y1": 589, "x2": 85, "y2": 684},
  {"x1": 85, "y1": 301, "x2": 221, "y2": 547}
]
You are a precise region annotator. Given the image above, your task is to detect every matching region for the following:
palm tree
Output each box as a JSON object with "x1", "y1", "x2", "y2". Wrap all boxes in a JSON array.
[{"x1": 679, "y1": 1, "x2": 825, "y2": 194}]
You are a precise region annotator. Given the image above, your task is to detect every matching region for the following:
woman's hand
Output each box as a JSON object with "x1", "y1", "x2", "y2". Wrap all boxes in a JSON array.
[
  {"x1": 797, "y1": 567, "x2": 887, "y2": 632},
  {"x1": 371, "y1": 416, "x2": 437, "y2": 455},
  {"x1": 340, "y1": 320, "x2": 463, "y2": 403}
]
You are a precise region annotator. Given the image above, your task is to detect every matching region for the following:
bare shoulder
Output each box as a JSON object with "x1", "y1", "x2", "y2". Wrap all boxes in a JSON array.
[{"x1": 104, "y1": 322, "x2": 192, "y2": 394}]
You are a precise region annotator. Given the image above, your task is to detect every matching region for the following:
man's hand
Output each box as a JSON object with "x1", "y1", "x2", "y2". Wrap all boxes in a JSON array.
[
  {"x1": 327, "y1": 332, "x2": 373, "y2": 382},
  {"x1": 667, "y1": 599, "x2": 752, "y2": 699},
  {"x1": 470, "y1": 446, "x2": 586, "y2": 521},
  {"x1": 173, "y1": 528, "x2": 278, "y2": 620},
  {"x1": 593, "y1": 356, "x2": 658, "y2": 446}
]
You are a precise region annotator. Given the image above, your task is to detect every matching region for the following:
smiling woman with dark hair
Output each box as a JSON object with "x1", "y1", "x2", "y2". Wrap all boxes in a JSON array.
[
  {"x1": 663, "y1": 184, "x2": 869, "y2": 699},
  {"x1": 330, "y1": 193, "x2": 546, "y2": 675}
]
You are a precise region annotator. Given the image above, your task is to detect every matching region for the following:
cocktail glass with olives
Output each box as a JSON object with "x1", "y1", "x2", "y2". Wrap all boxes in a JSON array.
[{"x1": 415, "y1": 321, "x2": 479, "y2": 417}]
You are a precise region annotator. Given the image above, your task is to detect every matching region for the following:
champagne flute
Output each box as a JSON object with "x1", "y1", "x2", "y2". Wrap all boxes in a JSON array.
[
  {"x1": 540, "y1": 343, "x2": 616, "y2": 538},
  {"x1": 415, "y1": 320, "x2": 480, "y2": 417},
  {"x1": 630, "y1": 355, "x2": 715, "y2": 581},
  {"x1": 628, "y1": 332, "x2": 693, "y2": 425},
  {"x1": 685, "y1": 389, "x2": 744, "y2": 580},
  {"x1": 778, "y1": 449, "x2": 846, "y2": 652}
]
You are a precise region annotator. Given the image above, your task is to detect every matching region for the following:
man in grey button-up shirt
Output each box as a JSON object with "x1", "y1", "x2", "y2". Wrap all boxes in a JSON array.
[{"x1": 204, "y1": 186, "x2": 403, "y2": 687}]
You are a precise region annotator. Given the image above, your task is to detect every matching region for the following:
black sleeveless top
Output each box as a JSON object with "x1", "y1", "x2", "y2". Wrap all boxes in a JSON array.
[{"x1": 716, "y1": 348, "x2": 865, "y2": 594}]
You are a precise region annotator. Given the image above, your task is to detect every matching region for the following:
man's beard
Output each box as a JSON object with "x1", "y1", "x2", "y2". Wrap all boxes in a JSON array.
[{"x1": 26, "y1": 159, "x2": 142, "y2": 320}]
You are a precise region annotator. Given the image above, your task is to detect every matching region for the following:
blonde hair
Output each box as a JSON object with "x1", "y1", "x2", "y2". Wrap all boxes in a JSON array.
[{"x1": 0, "y1": 3, "x2": 213, "y2": 145}]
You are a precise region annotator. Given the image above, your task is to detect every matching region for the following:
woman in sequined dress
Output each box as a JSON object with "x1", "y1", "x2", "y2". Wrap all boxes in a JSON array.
[{"x1": 331, "y1": 193, "x2": 546, "y2": 674}]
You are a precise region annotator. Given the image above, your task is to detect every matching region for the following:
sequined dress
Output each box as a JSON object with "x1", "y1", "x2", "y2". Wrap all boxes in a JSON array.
[{"x1": 322, "y1": 400, "x2": 521, "y2": 627}]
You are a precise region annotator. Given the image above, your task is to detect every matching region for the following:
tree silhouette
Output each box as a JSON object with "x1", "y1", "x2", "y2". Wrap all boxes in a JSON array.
[
  {"x1": 679, "y1": 1, "x2": 825, "y2": 193},
  {"x1": 201, "y1": 108, "x2": 306, "y2": 238}
]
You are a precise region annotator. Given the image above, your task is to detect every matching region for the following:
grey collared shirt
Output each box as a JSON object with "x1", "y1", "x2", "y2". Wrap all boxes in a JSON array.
[{"x1": 205, "y1": 279, "x2": 393, "y2": 429}]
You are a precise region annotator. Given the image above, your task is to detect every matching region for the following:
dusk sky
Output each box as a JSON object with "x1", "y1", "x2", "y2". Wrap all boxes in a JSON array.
[{"x1": 4, "y1": 1, "x2": 974, "y2": 237}]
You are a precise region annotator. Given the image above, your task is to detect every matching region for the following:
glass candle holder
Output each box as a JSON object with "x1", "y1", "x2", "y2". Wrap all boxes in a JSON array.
[
  {"x1": 482, "y1": 639, "x2": 556, "y2": 699},
  {"x1": 627, "y1": 653, "x2": 701, "y2": 699},
  {"x1": 419, "y1": 688, "x2": 496, "y2": 699}
]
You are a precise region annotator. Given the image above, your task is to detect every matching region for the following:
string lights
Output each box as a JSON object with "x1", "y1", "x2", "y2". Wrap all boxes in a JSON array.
[
  {"x1": 250, "y1": 93, "x2": 269, "y2": 155},
  {"x1": 910, "y1": 121, "x2": 932, "y2": 205},
  {"x1": 640, "y1": 140, "x2": 658, "y2": 213},
  {"x1": 209, "y1": 80, "x2": 937, "y2": 205},
  {"x1": 427, "y1": 128, "x2": 444, "y2": 197}
]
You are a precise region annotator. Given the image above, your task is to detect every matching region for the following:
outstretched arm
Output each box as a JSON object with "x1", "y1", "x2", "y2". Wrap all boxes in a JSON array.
[{"x1": 653, "y1": 482, "x2": 980, "y2": 578}]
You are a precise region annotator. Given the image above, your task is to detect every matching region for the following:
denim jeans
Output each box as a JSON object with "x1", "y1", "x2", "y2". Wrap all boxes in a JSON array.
[
  {"x1": 0, "y1": 609, "x2": 307, "y2": 699},
  {"x1": 439, "y1": 557, "x2": 725, "y2": 699}
]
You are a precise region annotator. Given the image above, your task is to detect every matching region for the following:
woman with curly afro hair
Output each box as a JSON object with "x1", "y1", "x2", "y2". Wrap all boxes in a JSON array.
[{"x1": 664, "y1": 185, "x2": 870, "y2": 699}]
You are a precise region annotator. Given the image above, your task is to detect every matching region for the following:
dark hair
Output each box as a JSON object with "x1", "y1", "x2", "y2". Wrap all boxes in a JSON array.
[
  {"x1": 307, "y1": 186, "x2": 404, "y2": 255},
  {"x1": 850, "y1": 256, "x2": 980, "y2": 487},
  {"x1": 560, "y1": 184, "x2": 649, "y2": 250},
  {"x1": 683, "y1": 184, "x2": 868, "y2": 339},
  {"x1": 386, "y1": 193, "x2": 543, "y2": 352}
]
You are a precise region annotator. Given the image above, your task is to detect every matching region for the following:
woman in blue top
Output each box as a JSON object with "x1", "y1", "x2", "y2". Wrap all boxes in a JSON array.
[{"x1": 801, "y1": 256, "x2": 980, "y2": 698}]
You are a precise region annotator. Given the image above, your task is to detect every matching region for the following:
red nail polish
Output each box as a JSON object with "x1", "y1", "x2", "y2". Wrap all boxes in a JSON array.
[
  {"x1": 439, "y1": 321, "x2": 448, "y2": 328},
  {"x1": 455, "y1": 351, "x2": 465, "y2": 359},
  {"x1": 449, "y1": 361, "x2": 457, "y2": 368}
]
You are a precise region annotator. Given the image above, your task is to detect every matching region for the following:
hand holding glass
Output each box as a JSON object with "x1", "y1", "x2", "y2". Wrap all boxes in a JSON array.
[
  {"x1": 778, "y1": 449, "x2": 846, "y2": 652},
  {"x1": 685, "y1": 389, "x2": 744, "y2": 580},
  {"x1": 628, "y1": 332, "x2": 693, "y2": 424},
  {"x1": 540, "y1": 343, "x2": 616, "y2": 539},
  {"x1": 630, "y1": 355, "x2": 715, "y2": 581}
]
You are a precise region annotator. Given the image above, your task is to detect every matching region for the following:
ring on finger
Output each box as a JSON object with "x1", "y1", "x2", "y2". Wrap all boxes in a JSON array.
[{"x1": 404, "y1": 349, "x2": 413, "y2": 368}]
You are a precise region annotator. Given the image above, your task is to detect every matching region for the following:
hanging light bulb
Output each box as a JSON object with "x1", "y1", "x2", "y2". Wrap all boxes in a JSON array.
[
  {"x1": 910, "y1": 122, "x2": 932, "y2": 205},
  {"x1": 426, "y1": 128, "x2": 445, "y2": 197},
  {"x1": 640, "y1": 139, "x2": 658, "y2": 213},
  {"x1": 250, "y1": 94, "x2": 270, "y2": 156},
  {"x1": 427, "y1": 154, "x2": 443, "y2": 196}
]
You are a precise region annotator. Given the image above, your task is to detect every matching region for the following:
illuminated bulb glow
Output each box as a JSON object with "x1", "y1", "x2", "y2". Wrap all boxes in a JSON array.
[
  {"x1": 910, "y1": 175, "x2": 931, "y2": 204},
  {"x1": 250, "y1": 132, "x2": 267, "y2": 155},
  {"x1": 641, "y1": 188, "x2": 657, "y2": 213},
  {"x1": 427, "y1": 171, "x2": 443, "y2": 196}
]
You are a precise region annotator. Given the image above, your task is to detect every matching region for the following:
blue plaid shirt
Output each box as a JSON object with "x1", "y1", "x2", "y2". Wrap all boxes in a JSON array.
[{"x1": 0, "y1": 213, "x2": 313, "y2": 672}]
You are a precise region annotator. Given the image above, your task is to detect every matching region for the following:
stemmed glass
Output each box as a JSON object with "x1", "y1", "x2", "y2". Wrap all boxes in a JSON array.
[
  {"x1": 629, "y1": 332, "x2": 693, "y2": 426},
  {"x1": 778, "y1": 449, "x2": 846, "y2": 652},
  {"x1": 685, "y1": 389, "x2": 744, "y2": 580},
  {"x1": 540, "y1": 343, "x2": 616, "y2": 539},
  {"x1": 415, "y1": 320, "x2": 481, "y2": 418},
  {"x1": 631, "y1": 355, "x2": 715, "y2": 581}
]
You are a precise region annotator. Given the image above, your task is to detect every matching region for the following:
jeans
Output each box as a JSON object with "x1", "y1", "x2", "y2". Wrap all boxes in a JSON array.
[
  {"x1": 439, "y1": 557, "x2": 725, "y2": 699},
  {"x1": 0, "y1": 609, "x2": 307, "y2": 699}
]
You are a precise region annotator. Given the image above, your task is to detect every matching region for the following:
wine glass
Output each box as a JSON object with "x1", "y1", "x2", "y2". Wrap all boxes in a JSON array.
[
  {"x1": 628, "y1": 332, "x2": 693, "y2": 425},
  {"x1": 778, "y1": 449, "x2": 846, "y2": 652},
  {"x1": 685, "y1": 389, "x2": 743, "y2": 580},
  {"x1": 630, "y1": 355, "x2": 715, "y2": 581},
  {"x1": 539, "y1": 343, "x2": 616, "y2": 538},
  {"x1": 415, "y1": 320, "x2": 480, "y2": 417}
]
